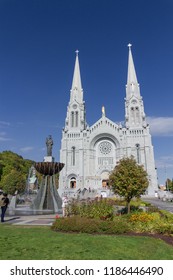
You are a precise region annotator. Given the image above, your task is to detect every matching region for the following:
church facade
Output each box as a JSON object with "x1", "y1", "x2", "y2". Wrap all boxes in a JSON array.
[{"x1": 59, "y1": 46, "x2": 158, "y2": 197}]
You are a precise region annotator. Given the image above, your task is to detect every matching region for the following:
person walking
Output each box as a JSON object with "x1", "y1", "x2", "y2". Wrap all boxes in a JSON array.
[{"x1": 1, "y1": 193, "x2": 9, "y2": 222}]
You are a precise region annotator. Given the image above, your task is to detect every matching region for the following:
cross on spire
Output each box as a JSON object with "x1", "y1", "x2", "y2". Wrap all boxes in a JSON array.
[
  {"x1": 75, "y1": 49, "x2": 79, "y2": 56},
  {"x1": 128, "y1": 43, "x2": 132, "y2": 49}
]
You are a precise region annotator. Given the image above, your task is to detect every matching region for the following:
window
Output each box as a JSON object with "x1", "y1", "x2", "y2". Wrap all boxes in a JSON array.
[
  {"x1": 75, "y1": 111, "x2": 78, "y2": 127},
  {"x1": 71, "y1": 112, "x2": 74, "y2": 127},
  {"x1": 136, "y1": 143, "x2": 140, "y2": 163},
  {"x1": 71, "y1": 146, "x2": 75, "y2": 166},
  {"x1": 135, "y1": 107, "x2": 140, "y2": 124}
]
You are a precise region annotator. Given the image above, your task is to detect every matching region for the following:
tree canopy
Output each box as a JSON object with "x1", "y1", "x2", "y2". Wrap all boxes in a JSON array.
[
  {"x1": 109, "y1": 157, "x2": 149, "y2": 213},
  {"x1": 165, "y1": 178, "x2": 173, "y2": 192},
  {"x1": 0, "y1": 151, "x2": 34, "y2": 194}
]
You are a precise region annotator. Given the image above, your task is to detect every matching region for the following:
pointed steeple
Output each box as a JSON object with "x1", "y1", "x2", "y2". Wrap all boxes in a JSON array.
[
  {"x1": 127, "y1": 44, "x2": 138, "y2": 84},
  {"x1": 65, "y1": 51, "x2": 86, "y2": 132},
  {"x1": 126, "y1": 44, "x2": 140, "y2": 99},
  {"x1": 70, "y1": 50, "x2": 83, "y2": 103},
  {"x1": 72, "y1": 50, "x2": 82, "y2": 90},
  {"x1": 125, "y1": 44, "x2": 146, "y2": 128}
]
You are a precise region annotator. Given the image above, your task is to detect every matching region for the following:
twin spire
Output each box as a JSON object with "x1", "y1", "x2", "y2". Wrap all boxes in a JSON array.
[{"x1": 70, "y1": 45, "x2": 140, "y2": 104}]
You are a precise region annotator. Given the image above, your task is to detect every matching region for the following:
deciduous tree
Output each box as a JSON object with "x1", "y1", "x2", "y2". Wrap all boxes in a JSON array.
[
  {"x1": 0, "y1": 151, "x2": 33, "y2": 194},
  {"x1": 109, "y1": 157, "x2": 149, "y2": 213}
]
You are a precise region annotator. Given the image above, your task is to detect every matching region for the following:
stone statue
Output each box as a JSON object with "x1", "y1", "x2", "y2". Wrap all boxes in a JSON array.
[{"x1": 46, "y1": 135, "x2": 53, "y2": 156}]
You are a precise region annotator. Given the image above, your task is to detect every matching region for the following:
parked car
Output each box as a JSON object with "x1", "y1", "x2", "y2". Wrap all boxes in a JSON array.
[{"x1": 157, "y1": 190, "x2": 173, "y2": 202}]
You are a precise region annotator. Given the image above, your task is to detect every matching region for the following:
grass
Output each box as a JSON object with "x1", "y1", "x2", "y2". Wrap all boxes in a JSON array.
[{"x1": 0, "y1": 224, "x2": 173, "y2": 260}]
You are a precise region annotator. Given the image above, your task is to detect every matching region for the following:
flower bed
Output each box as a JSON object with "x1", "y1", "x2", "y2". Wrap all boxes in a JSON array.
[{"x1": 52, "y1": 199, "x2": 173, "y2": 236}]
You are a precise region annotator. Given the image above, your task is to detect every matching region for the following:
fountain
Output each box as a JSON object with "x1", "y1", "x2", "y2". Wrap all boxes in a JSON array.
[
  {"x1": 31, "y1": 161, "x2": 64, "y2": 213},
  {"x1": 8, "y1": 135, "x2": 64, "y2": 215},
  {"x1": 30, "y1": 135, "x2": 64, "y2": 213}
]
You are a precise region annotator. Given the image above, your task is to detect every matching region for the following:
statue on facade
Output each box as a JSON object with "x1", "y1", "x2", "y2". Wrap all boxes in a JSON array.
[
  {"x1": 102, "y1": 106, "x2": 106, "y2": 117},
  {"x1": 46, "y1": 135, "x2": 53, "y2": 156}
]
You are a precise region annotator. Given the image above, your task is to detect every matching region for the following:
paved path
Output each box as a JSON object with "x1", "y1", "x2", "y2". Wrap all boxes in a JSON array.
[
  {"x1": 142, "y1": 197, "x2": 173, "y2": 213},
  {"x1": 3, "y1": 198, "x2": 173, "y2": 226},
  {"x1": 3, "y1": 214, "x2": 59, "y2": 226}
]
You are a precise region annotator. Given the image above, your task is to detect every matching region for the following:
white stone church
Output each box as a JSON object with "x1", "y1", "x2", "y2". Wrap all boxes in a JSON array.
[{"x1": 59, "y1": 45, "x2": 158, "y2": 197}]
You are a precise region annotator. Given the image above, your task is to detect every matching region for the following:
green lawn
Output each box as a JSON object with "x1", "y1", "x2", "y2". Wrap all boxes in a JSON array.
[{"x1": 0, "y1": 224, "x2": 173, "y2": 260}]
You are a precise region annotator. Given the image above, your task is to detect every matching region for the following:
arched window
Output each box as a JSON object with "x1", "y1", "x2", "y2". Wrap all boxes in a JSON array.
[
  {"x1": 135, "y1": 107, "x2": 140, "y2": 124},
  {"x1": 71, "y1": 146, "x2": 75, "y2": 166},
  {"x1": 136, "y1": 143, "x2": 140, "y2": 163},
  {"x1": 70, "y1": 177, "x2": 76, "y2": 188},
  {"x1": 130, "y1": 107, "x2": 135, "y2": 124},
  {"x1": 75, "y1": 111, "x2": 78, "y2": 127},
  {"x1": 71, "y1": 112, "x2": 74, "y2": 127}
]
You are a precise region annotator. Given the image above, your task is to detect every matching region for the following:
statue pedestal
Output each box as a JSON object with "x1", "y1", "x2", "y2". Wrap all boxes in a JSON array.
[{"x1": 43, "y1": 156, "x2": 54, "y2": 162}]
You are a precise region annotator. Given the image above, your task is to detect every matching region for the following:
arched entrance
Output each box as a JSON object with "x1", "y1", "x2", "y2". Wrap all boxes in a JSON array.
[
  {"x1": 70, "y1": 177, "x2": 76, "y2": 188},
  {"x1": 101, "y1": 171, "x2": 110, "y2": 188}
]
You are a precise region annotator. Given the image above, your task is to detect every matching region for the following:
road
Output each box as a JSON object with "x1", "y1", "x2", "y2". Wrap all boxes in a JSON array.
[{"x1": 142, "y1": 197, "x2": 173, "y2": 213}]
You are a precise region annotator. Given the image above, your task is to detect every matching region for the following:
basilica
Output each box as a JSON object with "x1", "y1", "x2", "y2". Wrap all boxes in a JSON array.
[{"x1": 59, "y1": 46, "x2": 158, "y2": 197}]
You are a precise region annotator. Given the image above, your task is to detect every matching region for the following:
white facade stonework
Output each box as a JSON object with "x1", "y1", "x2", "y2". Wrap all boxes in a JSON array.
[{"x1": 59, "y1": 47, "x2": 158, "y2": 197}]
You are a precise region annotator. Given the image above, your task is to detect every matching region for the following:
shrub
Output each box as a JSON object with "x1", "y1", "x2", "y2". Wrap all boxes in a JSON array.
[
  {"x1": 153, "y1": 222, "x2": 173, "y2": 234},
  {"x1": 106, "y1": 218, "x2": 131, "y2": 234},
  {"x1": 52, "y1": 202, "x2": 173, "y2": 236},
  {"x1": 126, "y1": 211, "x2": 173, "y2": 234},
  {"x1": 51, "y1": 216, "x2": 130, "y2": 234},
  {"x1": 129, "y1": 212, "x2": 154, "y2": 223},
  {"x1": 66, "y1": 199, "x2": 114, "y2": 220},
  {"x1": 52, "y1": 216, "x2": 100, "y2": 233},
  {"x1": 159, "y1": 210, "x2": 173, "y2": 222}
]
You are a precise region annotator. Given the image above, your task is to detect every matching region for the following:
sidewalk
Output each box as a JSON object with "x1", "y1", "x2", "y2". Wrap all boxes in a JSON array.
[{"x1": 3, "y1": 214, "x2": 59, "y2": 226}]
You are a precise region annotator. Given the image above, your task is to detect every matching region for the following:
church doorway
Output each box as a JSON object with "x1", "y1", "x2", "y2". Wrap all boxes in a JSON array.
[
  {"x1": 101, "y1": 171, "x2": 110, "y2": 188},
  {"x1": 102, "y1": 179, "x2": 109, "y2": 188},
  {"x1": 70, "y1": 177, "x2": 76, "y2": 188}
]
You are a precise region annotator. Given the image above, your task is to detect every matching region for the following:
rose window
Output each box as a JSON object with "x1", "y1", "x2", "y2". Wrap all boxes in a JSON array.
[{"x1": 99, "y1": 141, "x2": 112, "y2": 155}]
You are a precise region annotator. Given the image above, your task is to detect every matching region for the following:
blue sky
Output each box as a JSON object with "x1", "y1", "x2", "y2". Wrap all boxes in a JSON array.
[{"x1": 0, "y1": 0, "x2": 173, "y2": 185}]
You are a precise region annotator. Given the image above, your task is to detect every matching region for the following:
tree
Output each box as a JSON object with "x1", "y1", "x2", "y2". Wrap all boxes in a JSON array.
[
  {"x1": 165, "y1": 178, "x2": 173, "y2": 192},
  {"x1": 0, "y1": 151, "x2": 34, "y2": 194},
  {"x1": 0, "y1": 169, "x2": 26, "y2": 194},
  {"x1": 109, "y1": 157, "x2": 149, "y2": 213}
]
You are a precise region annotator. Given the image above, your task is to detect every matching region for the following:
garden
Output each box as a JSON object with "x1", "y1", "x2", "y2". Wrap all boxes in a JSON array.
[
  {"x1": 52, "y1": 198, "x2": 173, "y2": 237},
  {"x1": 1, "y1": 198, "x2": 173, "y2": 260}
]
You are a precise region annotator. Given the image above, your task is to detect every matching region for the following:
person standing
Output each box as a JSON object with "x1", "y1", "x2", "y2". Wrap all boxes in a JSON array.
[
  {"x1": 1, "y1": 193, "x2": 9, "y2": 222},
  {"x1": 62, "y1": 196, "x2": 68, "y2": 217}
]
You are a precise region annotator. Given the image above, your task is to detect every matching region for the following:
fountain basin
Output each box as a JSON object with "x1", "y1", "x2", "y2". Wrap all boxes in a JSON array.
[{"x1": 34, "y1": 162, "x2": 64, "y2": 176}]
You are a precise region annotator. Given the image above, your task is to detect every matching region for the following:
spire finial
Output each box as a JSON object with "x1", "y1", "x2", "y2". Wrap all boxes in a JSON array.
[
  {"x1": 128, "y1": 43, "x2": 132, "y2": 49},
  {"x1": 75, "y1": 49, "x2": 79, "y2": 56}
]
